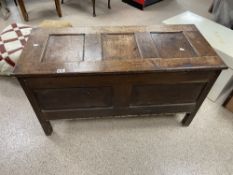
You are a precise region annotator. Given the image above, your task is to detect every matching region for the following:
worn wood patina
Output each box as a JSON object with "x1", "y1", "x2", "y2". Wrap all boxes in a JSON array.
[{"x1": 14, "y1": 25, "x2": 227, "y2": 135}]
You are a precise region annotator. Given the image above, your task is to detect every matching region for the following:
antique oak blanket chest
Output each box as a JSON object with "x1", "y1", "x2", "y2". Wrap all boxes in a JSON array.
[{"x1": 14, "y1": 25, "x2": 227, "y2": 135}]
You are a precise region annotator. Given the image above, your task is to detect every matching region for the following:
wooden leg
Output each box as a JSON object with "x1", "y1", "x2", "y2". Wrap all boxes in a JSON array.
[
  {"x1": 108, "y1": 0, "x2": 111, "y2": 9},
  {"x1": 54, "y1": 0, "x2": 62, "y2": 17},
  {"x1": 17, "y1": 0, "x2": 29, "y2": 21},
  {"x1": 61, "y1": 0, "x2": 64, "y2": 4},
  {"x1": 209, "y1": 2, "x2": 214, "y2": 13},
  {"x1": 38, "y1": 119, "x2": 53, "y2": 136},
  {"x1": 182, "y1": 113, "x2": 196, "y2": 126},
  {"x1": 92, "y1": 0, "x2": 96, "y2": 17},
  {"x1": 182, "y1": 71, "x2": 221, "y2": 126},
  {"x1": 18, "y1": 78, "x2": 53, "y2": 136}
]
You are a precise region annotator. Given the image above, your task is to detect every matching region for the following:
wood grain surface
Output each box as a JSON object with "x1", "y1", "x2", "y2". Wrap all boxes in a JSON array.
[
  {"x1": 14, "y1": 25, "x2": 226, "y2": 76},
  {"x1": 14, "y1": 25, "x2": 227, "y2": 135}
]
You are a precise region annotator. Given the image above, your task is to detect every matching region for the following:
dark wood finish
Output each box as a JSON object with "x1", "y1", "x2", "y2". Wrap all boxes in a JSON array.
[
  {"x1": 151, "y1": 32, "x2": 198, "y2": 58},
  {"x1": 17, "y1": 0, "x2": 28, "y2": 21},
  {"x1": 182, "y1": 71, "x2": 221, "y2": 125},
  {"x1": 54, "y1": 0, "x2": 62, "y2": 17},
  {"x1": 130, "y1": 83, "x2": 205, "y2": 106},
  {"x1": 16, "y1": 0, "x2": 62, "y2": 21},
  {"x1": 102, "y1": 33, "x2": 140, "y2": 59},
  {"x1": 61, "y1": 0, "x2": 111, "y2": 17},
  {"x1": 209, "y1": 1, "x2": 214, "y2": 13},
  {"x1": 14, "y1": 25, "x2": 227, "y2": 135},
  {"x1": 108, "y1": 0, "x2": 111, "y2": 9},
  {"x1": 34, "y1": 86, "x2": 113, "y2": 110},
  {"x1": 43, "y1": 34, "x2": 84, "y2": 62},
  {"x1": 18, "y1": 79, "x2": 53, "y2": 135},
  {"x1": 135, "y1": 32, "x2": 160, "y2": 58}
]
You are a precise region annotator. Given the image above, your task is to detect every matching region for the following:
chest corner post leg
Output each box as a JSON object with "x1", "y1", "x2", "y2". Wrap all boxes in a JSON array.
[
  {"x1": 39, "y1": 120, "x2": 53, "y2": 136},
  {"x1": 182, "y1": 113, "x2": 195, "y2": 126},
  {"x1": 17, "y1": 78, "x2": 53, "y2": 136},
  {"x1": 182, "y1": 71, "x2": 221, "y2": 126}
]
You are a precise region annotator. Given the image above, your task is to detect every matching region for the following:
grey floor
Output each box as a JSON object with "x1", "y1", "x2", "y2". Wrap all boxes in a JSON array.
[
  {"x1": 0, "y1": 0, "x2": 233, "y2": 175},
  {"x1": 1, "y1": 0, "x2": 213, "y2": 30}
]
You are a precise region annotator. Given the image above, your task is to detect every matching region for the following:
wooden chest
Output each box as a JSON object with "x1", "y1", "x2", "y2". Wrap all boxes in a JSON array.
[{"x1": 14, "y1": 25, "x2": 227, "y2": 135}]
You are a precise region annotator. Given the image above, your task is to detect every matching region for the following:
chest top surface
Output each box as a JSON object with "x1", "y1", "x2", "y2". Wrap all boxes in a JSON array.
[{"x1": 14, "y1": 25, "x2": 227, "y2": 76}]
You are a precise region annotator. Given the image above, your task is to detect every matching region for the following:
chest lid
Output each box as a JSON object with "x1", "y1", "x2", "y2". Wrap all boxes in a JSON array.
[{"x1": 14, "y1": 25, "x2": 227, "y2": 76}]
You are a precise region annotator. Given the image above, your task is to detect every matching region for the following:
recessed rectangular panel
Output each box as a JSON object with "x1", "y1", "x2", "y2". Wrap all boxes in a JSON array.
[
  {"x1": 151, "y1": 32, "x2": 198, "y2": 58},
  {"x1": 42, "y1": 34, "x2": 84, "y2": 63},
  {"x1": 34, "y1": 87, "x2": 113, "y2": 110},
  {"x1": 102, "y1": 33, "x2": 140, "y2": 60},
  {"x1": 130, "y1": 83, "x2": 205, "y2": 106}
]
